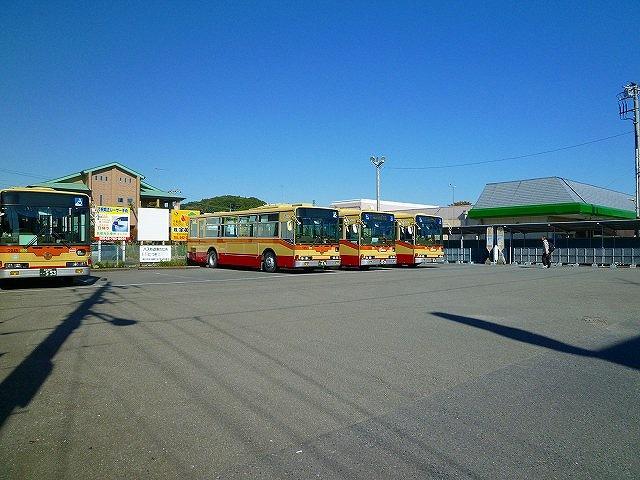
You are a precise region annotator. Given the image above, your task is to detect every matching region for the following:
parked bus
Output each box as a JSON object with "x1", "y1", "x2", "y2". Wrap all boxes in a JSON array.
[
  {"x1": 0, "y1": 187, "x2": 91, "y2": 281},
  {"x1": 394, "y1": 213, "x2": 444, "y2": 266},
  {"x1": 338, "y1": 209, "x2": 397, "y2": 268},
  {"x1": 187, "y1": 204, "x2": 341, "y2": 272}
]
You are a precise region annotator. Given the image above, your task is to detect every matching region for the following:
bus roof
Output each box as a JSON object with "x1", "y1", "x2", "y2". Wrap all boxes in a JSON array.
[
  {"x1": 337, "y1": 208, "x2": 394, "y2": 217},
  {"x1": 193, "y1": 203, "x2": 337, "y2": 218},
  {"x1": 0, "y1": 186, "x2": 90, "y2": 197},
  {"x1": 392, "y1": 212, "x2": 442, "y2": 221}
]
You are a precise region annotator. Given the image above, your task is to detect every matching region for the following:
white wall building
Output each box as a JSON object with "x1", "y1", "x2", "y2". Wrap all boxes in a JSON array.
[{"x1": 331, "y1": 198, "x2": 438, "y2": 211}]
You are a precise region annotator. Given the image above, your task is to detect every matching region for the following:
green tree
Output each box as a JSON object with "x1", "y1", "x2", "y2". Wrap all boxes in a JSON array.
[{"x1": 181, "y1": 195, "x2": 266, "y2": 213}]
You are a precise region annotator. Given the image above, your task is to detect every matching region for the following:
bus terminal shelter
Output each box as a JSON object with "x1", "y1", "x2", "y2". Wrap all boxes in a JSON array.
[
  {"x1": 444, "y1": 178, "x2": 639, "y2": 266},
  {"x1": 445, "y1": 219, "x2": 640, "y2": 266}
]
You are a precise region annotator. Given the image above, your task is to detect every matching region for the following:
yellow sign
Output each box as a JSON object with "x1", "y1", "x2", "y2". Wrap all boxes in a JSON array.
[{"x1": 171, "y1": 209, "x2": 199, "y2": 241}]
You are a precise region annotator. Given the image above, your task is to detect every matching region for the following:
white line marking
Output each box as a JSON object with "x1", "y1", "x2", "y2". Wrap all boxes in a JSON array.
[{"x1": 0, "y1": 270, "x2": 346, "y2": 293}]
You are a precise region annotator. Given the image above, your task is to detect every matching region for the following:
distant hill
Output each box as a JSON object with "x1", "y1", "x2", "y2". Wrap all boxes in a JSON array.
[{"x1": 181, "y1": 195, "x2": 267, "y2": 213}]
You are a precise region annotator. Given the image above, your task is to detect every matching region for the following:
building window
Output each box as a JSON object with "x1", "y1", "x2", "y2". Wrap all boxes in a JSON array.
[
  {"x1": 127, "y1": 198, "x2": 133, "y2": 204},
  {"x1": 99, "y1": 175, "x2": 103, "y2": 181},
  {"x1": 117, "y1": 197, "x2": 123, "y2": 203},
  {"x1": 105, "y1": 176, "x2": 108, "y2": 181},
  {"x1": 99, "y1": 194, "x2": 103, "y2": 205},
  {"x1": 94, "y1": 175, "x2": 97, "y2": 180}
]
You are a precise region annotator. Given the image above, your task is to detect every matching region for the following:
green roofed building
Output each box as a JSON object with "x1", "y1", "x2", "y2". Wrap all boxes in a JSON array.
[
  {"x1": 29, "y1": 162, "x2": 185, "y2": 238},
  {"x1": 468, "y1": 177, "x2": 635, "y2": 224}
]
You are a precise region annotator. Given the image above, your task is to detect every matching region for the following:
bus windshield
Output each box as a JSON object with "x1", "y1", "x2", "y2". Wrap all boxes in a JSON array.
[
  {"x1": 295, "y1": 207, "x2": 340, "y2": 244},
  {"x1": 0, "y1": 191, "x2": 90, "y2": 246},
  {"x1": 361, "y1": 212, "x2": 395, "y2": 246},
  {"x1": 415, "y1": 215, "x2": 442, "y2": 246}
]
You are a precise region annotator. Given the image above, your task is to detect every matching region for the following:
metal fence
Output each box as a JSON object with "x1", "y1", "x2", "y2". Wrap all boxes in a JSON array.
[
  {"x1": 512, "y1": 247, "x2": 640, "y2": 266},
  {"x1": 444, "y1": 248, "x2": 473, "y2": 263},
  {"x1": 91, "y1": 243, "x2": 187, "y2": 265}
]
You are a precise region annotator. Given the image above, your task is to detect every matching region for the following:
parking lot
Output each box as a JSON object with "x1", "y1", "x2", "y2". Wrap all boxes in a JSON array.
[{"x1": 1, "y1": 264, "x2": 638, "y2": 479}]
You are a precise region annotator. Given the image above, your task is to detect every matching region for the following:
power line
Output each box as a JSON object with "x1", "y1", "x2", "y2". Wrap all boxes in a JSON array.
[
  {"x1": 389, "y1": 131, "x2": 634, "y2": 170},
  {"x1": 0, "y1": 167, "x2": 49, "y2": 180}
]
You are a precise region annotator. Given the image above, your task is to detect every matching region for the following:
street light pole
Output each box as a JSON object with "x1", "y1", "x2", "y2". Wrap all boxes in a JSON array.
[
  {"x1": 370, "y1": 156, "x2": 386, "y2": 211},
  {"x1": 449, "y1": 183, "x2": 456, "y2": 206},
  {"x1": 618, "y1": 82, "x2": 640, "y2": 218}
]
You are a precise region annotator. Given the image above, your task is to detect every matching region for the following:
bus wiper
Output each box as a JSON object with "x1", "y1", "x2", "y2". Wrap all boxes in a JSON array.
[
  {"x1": 52, "y1": 231, "x2": 71, "y2": 247},
  {"x1": 25, "y1": 225, "x2": 47, "y2": 247}
]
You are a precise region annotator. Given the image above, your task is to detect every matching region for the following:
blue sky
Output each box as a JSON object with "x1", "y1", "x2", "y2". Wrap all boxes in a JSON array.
[{"x1": 1, "y1": 1, "x2": 639, "y2": 206}]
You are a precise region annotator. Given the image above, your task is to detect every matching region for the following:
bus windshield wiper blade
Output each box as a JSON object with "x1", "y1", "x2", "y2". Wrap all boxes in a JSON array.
[
  {"x1": 25, "y1": 225, "x2": 47, "y2": 247},
  {"x1": 52, "y1": 231, "x2": 71, "y2": 247}
]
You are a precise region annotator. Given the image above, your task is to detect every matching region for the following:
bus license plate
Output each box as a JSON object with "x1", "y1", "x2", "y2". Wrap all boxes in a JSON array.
[
  {"x1": 319, "y1": 260, "x2": 326, "y2": 266},
  {"x1": 40, "y1": 268, "x2": 57, "y2": 277},
  {"x1": 380, "y1": 259, "x2": 386, "y2": 264}
]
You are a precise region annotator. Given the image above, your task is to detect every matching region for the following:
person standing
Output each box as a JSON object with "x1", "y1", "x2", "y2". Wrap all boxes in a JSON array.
[{"x1": 541, "y1": 236, "x2": 551, "y2": 268}]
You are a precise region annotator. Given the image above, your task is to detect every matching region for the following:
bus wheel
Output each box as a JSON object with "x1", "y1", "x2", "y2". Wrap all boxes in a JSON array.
[
  {"x1": 262, "y1": 251, "x2": 277, "y2": 273},
  {"x1": 207, "y1": 250, "x2": 218, "y2": 268}
]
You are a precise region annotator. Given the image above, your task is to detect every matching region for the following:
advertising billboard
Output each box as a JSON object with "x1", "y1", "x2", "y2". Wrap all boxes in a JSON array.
[
  {"x1": 94, "y1": 206, "x2": 130, "y2": 240},
  {"x1": 137, "y1": 208, "x2": 170, "y2": 241},
  {"x1": 171, "y1": 210, "x2": 200, "y2": 241}
]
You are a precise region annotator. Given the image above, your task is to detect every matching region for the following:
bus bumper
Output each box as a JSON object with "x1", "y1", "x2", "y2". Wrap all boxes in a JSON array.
[
  {"x1": 361, "y1": 258, "x2": 397, "y2": 266},
  {"x1": 0, "y1": 267, "x2": 91, "y2": 279},
  {"x1": 293, "y1": 259, "x2": 341, "y2": 268}
]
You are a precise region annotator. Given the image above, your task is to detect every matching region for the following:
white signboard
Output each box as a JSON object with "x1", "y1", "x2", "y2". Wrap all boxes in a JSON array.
[
  {"x1": 94, "y1": 206, "x2": 130, "y2": 240},
  {"x1": 140, "y1": 245, "x2": 172, "y2": 263},
  {"x1": 486, "y1": 226, "x2": 494, "y2": 252},
  {"x1": 138, "y1": 208, "x2": 170, "y2": 241},
  {"x1": 496, "y1": 227, "x2": 505, "y2": 250}
]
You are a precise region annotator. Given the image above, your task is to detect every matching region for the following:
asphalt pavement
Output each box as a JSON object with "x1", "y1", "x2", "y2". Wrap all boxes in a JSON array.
[{"x1": 0, "y1": 264, "x2": 638, "y2": 479}]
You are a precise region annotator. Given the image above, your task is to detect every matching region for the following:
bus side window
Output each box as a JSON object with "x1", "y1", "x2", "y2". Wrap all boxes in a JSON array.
[
  {"x1": 205, "y1": 217, "x2": 220, "y2": 237},
  {"x1": 198, "y1": 219, "x2": 206, "y2": 238},
  {"x1": 190, "y1": 219, "x2": 198, "y2": 238},
  {"x1": 256, "y1": 222, "x2": 277, "y2": 237},
  {"x1": 280, "y1": 221, "x2": 293, "y2": 241}
]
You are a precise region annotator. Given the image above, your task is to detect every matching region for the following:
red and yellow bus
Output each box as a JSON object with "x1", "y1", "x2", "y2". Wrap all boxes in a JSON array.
[
  {"x1": 187, "y1": 204, "x2": 341, "y2": 272},
  {"x1": 394, "y1": 212, "x2": 444, "y2": 266},
  {"x1": 338, "y1": 209, "x2": 396, "y2": 268},
  {"x1": 0, "y1": 187, "x2": 91, "y2": 281}
]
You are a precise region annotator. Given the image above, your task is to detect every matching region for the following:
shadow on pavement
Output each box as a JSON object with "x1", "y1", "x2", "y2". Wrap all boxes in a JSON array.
[
  {"x1": 0, "y1": 275, "x2": 102, "y2": 290},
  {"x1": 0, "y1": 282, "x2": 136, "y2": 428},
  {"x1": 431, "y1": 312, "x2": 640, "y2": 371}
]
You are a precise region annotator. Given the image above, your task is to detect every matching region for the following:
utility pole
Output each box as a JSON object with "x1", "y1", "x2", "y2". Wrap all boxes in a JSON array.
[
  {"x1": 370, "y1": 156, "x2": 386, "y2": 211},
  {"x1": 449, "y1": 183, "x2": 456, "y2": 206},
  {"x1": 618, "y1": 82, "x2": 640, "y2": 218}
]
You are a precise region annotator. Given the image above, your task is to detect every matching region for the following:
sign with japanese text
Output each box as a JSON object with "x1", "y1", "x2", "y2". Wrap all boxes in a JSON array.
[
  {"x1": 486, "y1": 226, "x2": 494, "y2": 252},
  {"x1": 94, "y1": 206, "x2": 130, "y2": 240},
  {"x1": 140, "y1": 245, "x2": 172, "y2": 263},
  {"x1": 171, "y1": 210, "x2": 200, "y2": 241}
]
